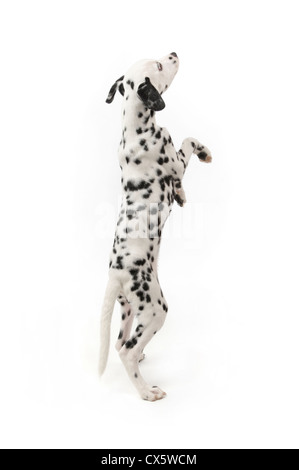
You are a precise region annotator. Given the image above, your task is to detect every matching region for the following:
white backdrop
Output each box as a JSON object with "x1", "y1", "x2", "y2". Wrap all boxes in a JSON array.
[{"x1": 1, "y1": 0, "x2": 299, "y2": 449}]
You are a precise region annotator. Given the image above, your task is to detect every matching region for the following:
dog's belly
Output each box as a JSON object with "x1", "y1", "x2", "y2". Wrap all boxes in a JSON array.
[
  {"x1": 108, "y1": 156, "x2": 177, "y2": 273},
  {"x1": 109, "y1": 202, "x2": 167, "y2": 270},
  {"x1": 108, "y1": 184, "x2": 173, "y2": 273}
]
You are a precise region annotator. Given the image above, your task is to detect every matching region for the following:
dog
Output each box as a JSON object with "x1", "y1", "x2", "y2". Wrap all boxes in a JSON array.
[{"x1": 99, "y1": 53, "x2": 212, "y2": 401}]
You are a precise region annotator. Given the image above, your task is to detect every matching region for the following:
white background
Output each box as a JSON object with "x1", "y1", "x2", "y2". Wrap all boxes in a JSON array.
[{"x1": 1, "y1": 0, "x2": 299, "y2": 449}]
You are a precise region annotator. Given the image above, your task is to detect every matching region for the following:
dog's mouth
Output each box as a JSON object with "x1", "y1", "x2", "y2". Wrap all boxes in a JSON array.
[{"x1": 156, "y1": 62, "x2": 163, "y2": 72}]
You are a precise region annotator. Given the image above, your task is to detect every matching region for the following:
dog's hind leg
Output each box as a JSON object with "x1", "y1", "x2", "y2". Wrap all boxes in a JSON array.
[
  {"x1": 115, "y1": 295, "x2": 146, "y2": 362},
  {"x1": 119, "y1": 309, "x2": 167, "y2": 401},
  {"x1": 115, "y1": 295, "x2": 135, "y2": 352},
  {"x1": 119, "y1": 274, "x2": 168, "y2": 401}
]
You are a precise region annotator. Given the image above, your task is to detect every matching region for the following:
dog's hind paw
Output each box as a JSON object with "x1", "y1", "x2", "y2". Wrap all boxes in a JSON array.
[{"x1": 141, "y1": 386, "x2": 167, "y2": 401}]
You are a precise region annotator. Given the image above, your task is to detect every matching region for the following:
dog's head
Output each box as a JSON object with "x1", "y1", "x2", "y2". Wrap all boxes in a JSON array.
[{"x1": 106, "y1": 53, "x2": 179, "y2": 111}]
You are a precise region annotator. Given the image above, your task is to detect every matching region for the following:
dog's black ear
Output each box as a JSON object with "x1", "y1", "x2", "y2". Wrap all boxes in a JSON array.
[
  {"x1": 137, "y1": 77, "x2": 165, "y2": 111},
  {"x1": 106, "y1": 76, "x2": 125, "y2": 103}
]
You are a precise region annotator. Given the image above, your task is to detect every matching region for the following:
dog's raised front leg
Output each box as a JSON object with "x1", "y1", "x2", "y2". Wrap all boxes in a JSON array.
[
  {"x1": 179, "y1": 137, "x2": 212, "y2": 166},
  {"x1": 173, "y1": 138, "x2": 212, "y2": 206}
]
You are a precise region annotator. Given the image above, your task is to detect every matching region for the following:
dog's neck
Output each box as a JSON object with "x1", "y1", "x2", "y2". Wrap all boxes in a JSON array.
[{"x1": 121, "y1": 95, "x2": 157, "y2": 145}]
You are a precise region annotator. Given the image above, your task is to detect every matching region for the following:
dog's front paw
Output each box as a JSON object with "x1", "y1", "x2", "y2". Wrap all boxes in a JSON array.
[
  {"x1": 141, "y1": 386, "x2": 167, "y2": 401},
  {"x1": 195, "y1": 145, "x2": 212, "y2": 163},
  {"x1": 174, "y1": 187, "x2": 186, "y2": 207}
]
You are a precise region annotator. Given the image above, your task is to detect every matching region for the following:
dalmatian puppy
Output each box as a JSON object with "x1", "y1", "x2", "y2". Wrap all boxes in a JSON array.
[{"x1": 99, "y1": 53, "x2": 211, "y2": 401}]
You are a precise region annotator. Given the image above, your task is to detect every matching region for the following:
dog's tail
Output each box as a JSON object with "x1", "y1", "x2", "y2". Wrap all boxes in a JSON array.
[{"x1": 99, "y1": 276, "x2": 121, "y2": 376}]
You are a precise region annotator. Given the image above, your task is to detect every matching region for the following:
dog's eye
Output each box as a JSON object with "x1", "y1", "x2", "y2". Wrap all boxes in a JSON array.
[{"x1": 156, "y1": 62, "x2": 163, "y2": 71}]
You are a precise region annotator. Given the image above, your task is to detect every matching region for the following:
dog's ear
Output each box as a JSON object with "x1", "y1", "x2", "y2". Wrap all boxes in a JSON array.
[
  {"x1": 137, "y1": 77, "x2": 165, "y2": 111},
  {"x1": 106, "y1": 76, "x2": 125, "y2": 103}
]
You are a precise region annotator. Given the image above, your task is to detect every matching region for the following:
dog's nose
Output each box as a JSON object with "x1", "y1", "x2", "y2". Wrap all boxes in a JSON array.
[{"x1": 170, "y1": 52, "x2": 178, "y2": 58}]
